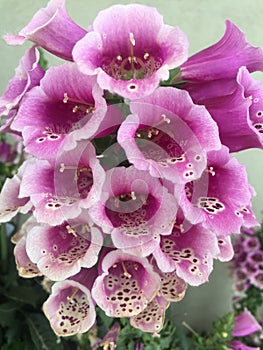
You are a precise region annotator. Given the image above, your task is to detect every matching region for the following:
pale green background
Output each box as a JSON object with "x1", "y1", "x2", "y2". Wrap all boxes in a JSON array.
[{"x1": 1, "y1": 0, "x2": 263, "y2": 331}]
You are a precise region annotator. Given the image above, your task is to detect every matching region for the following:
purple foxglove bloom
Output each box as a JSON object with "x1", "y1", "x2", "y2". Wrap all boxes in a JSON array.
[
  {"x1": 89, "y1": 166, "x2": 177, "y2": 257},
  {"x1": 91, "y1": 250, "x2": 160, "y2": 318},
  {"x1": 199, "y1": 67, "x2": 263, "y2": 152},
  {"x1": 19, "y1": 141, "x2": 105, "y2": 225},
  {"x1": 230, "y1": 341, "x2": 260, "y2": 350},
  {"x1": 12, "y1": 217, "x2": 42, "y2": 278},
  {"x1": 180, "y1": 21, "x2": 263, "y2": 101},
  {"x1": 3, "y1": 0, "x2": 87, "y2": 61},
  {"x1": 130, "y1": 295, "x2": 169, "y2": 334},
  {"x1": 0, "y1": 47, "x2": 44, "y2": 132},
  {"x1": 26, "y1": 217, "x2": 103, "y2": 281},
  {"x1": 232, "y1": 309, "x2": 262, "y2": 337},
  {"x1": 0, "y1": 162, "x2": 32, "y2": 223},
  {"x1": 118, "y1": 87, "x2": 221, "y2": 184},
  {"x1": 72, "y1": 4, "x2": 188, "y2": 99},
  {"x1": 43, "y1": 276, "x2": 96, "y2": 336},
  {"x1": 178, "y1": 146, "x2": 253, "y2": 236},
  {"x1": 216, "y1": 236, "x2": 234, "y2": 262},
  {"x1": 157, "y1": 269, "x2": 187, "y2": 302},
  {"x1": 11, "y1": 62, "x2": 107, "y2": 159},
  {"x1": 153, "y1": 219, "x2": 219, "y2": 286},
  {"x1": 99, "y1": 322, "x2": 121, "y2": 350}
]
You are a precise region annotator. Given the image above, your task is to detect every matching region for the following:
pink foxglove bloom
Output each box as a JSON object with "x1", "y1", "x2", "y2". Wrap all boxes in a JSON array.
[
  {"x1": 0, "y1": 47, "x2": 44, "y2": 132},
  {"x1": 89, "y1": 166, "x2": 177, "y2": 257},
  {"x1": 3, "y1": 0, "x2": 86, "y2": 61},
  {"x1": 153, "y1": 217, "x2": 219, "y2": 286},
  {"x1": 178, "y1": 146, "x2": 253, "y2": 235},
  {"x1": 26, "y1": 218, "x2": 103, "y2": 281},
  {"x1": 130, "y1": 295, "x2": 169, "y2": 334},
  {"x1": 181, "y1": 21, "x2": 263, "y2": 102},
  {"x1": 0, "y1": 162, "x2": 32, "y2": 223},
  {"x1": 19, "y1": 141, "x2": 105, "y2": 225},
  {"x1": 11, "y1": 62, "x2": 107, "y2": 159},
  {"x1": 73, "y1": 4, "x2": 188, "y2": 99},
  {"x1": 118, "y1": 87, "x2": 221, "y2": 184},
  {"x1": 43, "y1": 269, "x2": 97, "y2": 336},
  {"x1": 197, "y1": 67, "x2": 263, "y2": 152},
  {"x1": 230, "y1": 309, "x2": 262, "y2": 350},
  {"x1": 91, "y1": 250, "x2": 160, "y2": 318}
]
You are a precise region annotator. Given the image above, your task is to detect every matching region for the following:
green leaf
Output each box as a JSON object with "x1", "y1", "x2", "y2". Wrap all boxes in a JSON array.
[
  {"x1": 160, "y1": 67, "x2": 181, "y2": 86},
  {"x1": 38, "y1": 48, "x2": 48, "y2": 71},
  {"x1": 0, "y1": 286, "x2": 43, "y2": 307},
  {"x1": 0, "y1": 301, "x2": 17, "y2": 327},
  {"x1": 26, "y1": 313, "x2": 63, "y2": 350}
]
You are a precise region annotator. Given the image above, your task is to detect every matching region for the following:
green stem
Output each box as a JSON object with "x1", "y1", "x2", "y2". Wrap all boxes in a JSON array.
[{"x1": 0, "y1": 223, "x2": 8, "y2": 274}]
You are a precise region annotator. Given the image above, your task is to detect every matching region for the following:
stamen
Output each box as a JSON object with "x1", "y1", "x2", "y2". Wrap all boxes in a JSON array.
[
  {"x1": 207, "y1": 166, "x2": 216, "y2": 176},
  {"x1": 129, "y1": 32, "x2": 136, "y2": 46},
  {"x1": 116, "y1": 55, "x2": 122, "y2": 61},
  {"x1": 63, "y1": 93, "x2": 69, "y2": 103},
  {"x1": 66, "y1": 225, "x2": 78, "y2": 237},
  {"x1": 161, "y1": 114, "x2": 171, "y2": 124},
  {"x1": 130, "y1": 191, "x2": 136, "y2": 200},
  {"x1": 72, "y1": 105, "x2": 79, "y2": 113},
  {"x1": 121, "y1": 261, "x2": 132, "y2": 278},
  {"x1": 144, "y1": 52, "x2": 150, "y2": 60},
  {"x1": 67, "y1": 287, "x2": 79, "y2": 303}
]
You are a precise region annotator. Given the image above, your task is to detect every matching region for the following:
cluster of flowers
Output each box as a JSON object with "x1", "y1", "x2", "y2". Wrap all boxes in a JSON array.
[
  {"x1": 232, "y1": 227, "x2": 263, "y2": 294},
  {"x1": 0, "y1": 0, "x2": 263, "y2": 338}
]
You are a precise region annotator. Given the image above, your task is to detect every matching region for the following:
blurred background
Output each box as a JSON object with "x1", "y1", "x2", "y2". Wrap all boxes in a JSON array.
[{"x1": 0, "y1": 0, "x2": 263, "y2": 332}]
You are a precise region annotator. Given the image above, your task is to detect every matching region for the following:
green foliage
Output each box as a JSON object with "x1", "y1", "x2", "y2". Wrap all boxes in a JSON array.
[{"x1": 38, "y1": 48, "x2": 49, "y2": 71}]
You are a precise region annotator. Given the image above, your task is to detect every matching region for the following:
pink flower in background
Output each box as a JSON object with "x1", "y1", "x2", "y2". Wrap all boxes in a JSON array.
[{"x1": 3, "y1": 0, "x2": 87, "y2": 61}]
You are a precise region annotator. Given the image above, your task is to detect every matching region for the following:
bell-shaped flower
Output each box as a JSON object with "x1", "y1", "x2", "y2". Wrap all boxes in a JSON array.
[
  {"x1": 0, "y1": 161, "x2": 32, "y2": 223},
  {"x1": 3, "y1": 0, "x2": 87, "y2": 61},
  {"x1": 11, "y1": 62, "x2": 107, "y2": 160},
  {"x1": 12, "y1": 216, "x2": 42, "y2": 278},
  {"x1": 91, "y1": 250, "x2": 160, "y2": 318},
  {"x1": 73, "y1": 4, "x2": 188, "y2": 99},
  {"x1": 130, "y1": 295, "x2": 169, "y2": 334},
  {"x1": 26, "y1": 215, "x2": 103, "y2": 281},
  {"x1": 153, "y1": 218, "x2": 219, "y2": 286},
  {"x1": 198, "y1": 67, "x2": 263, "y2": 152},
  {"x1": 89, "y1": 166, "x2": 177, "y2": 257},
  {"x1": 230, "y1": 309, "x2": 262, "y2": 350},
  {"x1": 181, "y1": 21, "x2": 263, "y2": 102},
  {"x1": 118, "y1": 87, "x2": 221, "y2": 184},
  {"x1": 43, "y1": 268, "x2": 97, "y2": 336},
  {"x1": 178, "y1": 146, "x2": 253, "y2": 236},
  {"x1": 19, "y1": 140, "x2": 105, "y2": 226},
  {"x1": 0, "y1": 47, "x2": 44, "y2": 132}
]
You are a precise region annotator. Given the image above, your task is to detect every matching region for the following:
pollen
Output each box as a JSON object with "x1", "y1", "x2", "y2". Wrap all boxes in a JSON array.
[
  {"x1": 63, "y1": 93, "x2": 69, "y2": 103},
  {"x1": 208, "y1": 166, "x2": 216, "y2": 176},
  {"x1": 121, "y1": 261, "x2": 132, "y2": 278},
  {"x1": 161, "y1": 114, "x2": 171, "y2": 124},
  {"x1": 116, "y1": 55, "x2": 122, "y2": 61},
  {"x1": 144, "y1": 52, "x2": 150, "y2": 60},
  {"x1": 129, "y1": 32, "x2": 136, "y2": 46}
]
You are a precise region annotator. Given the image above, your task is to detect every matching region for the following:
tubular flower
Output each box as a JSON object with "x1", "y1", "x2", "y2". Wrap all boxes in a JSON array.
[
  {"x1": 73, "y1": 4, "x2": 188, "y2": 99},
  {"x1": 3, "y1": 0, "x2": 87, "y2": 61}
]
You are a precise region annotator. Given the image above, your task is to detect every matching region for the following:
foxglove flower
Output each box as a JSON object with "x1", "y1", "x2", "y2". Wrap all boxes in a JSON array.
[
  {"x1": 181, "y1": 20, "x2": 263, "y2": 102},
  {"x1": 19, "y1": 141, "x2": 105, "y2": 225},
  {"x1": 230, "y1": 309, "x2": 262, "y2": 350},
  {"x1": 26, "y1": 217, "x2": 103, "y2": 281},
  {"x1": 198, "y1": 67, "x2": 263, "y2": 152},
  {"x1": 0, "y1": 47, "x2": 44, "y2": 132},
  {"x1": 43, "y1": 268, "x2": 97, "y2": 336},
  {"x1": 0, "y1": 162, "x2": 32, "y2": 223},
  {"x1": 3, "y1": 0, "x2": 87, "y2": 61},
  {"x1": 12, "y1": 217, "x2": 42, "y2": 278},
  {"x1": 130, "y1": 295, "x2": 169, "y2": 334},
  {"x1": 178, "y1": 146, "x2": 253, "y2": 235},
  {"x1": 73, "y1": 4, "x2": 188, "y2": 99},
  {"x1": 118, "y1": 87, "x2": 221, "y2": 184},
  {"x1": 153, "y1": 218, "x2": 219, "y2": 286},
  {"x1": 89, "y1": 166, "x2": 177, "y2": 257},
  {"x1": 11, "y1": 62, "x2": 107, "y2": 159},
  {"x1": 91, "y1": 250, "x2": 160, "y2": 318}
]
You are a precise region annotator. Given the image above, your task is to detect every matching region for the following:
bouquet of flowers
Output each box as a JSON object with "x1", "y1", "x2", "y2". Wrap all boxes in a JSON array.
[{"x1": 0, "y1": 0, "x2": 263, "y2": 345}]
